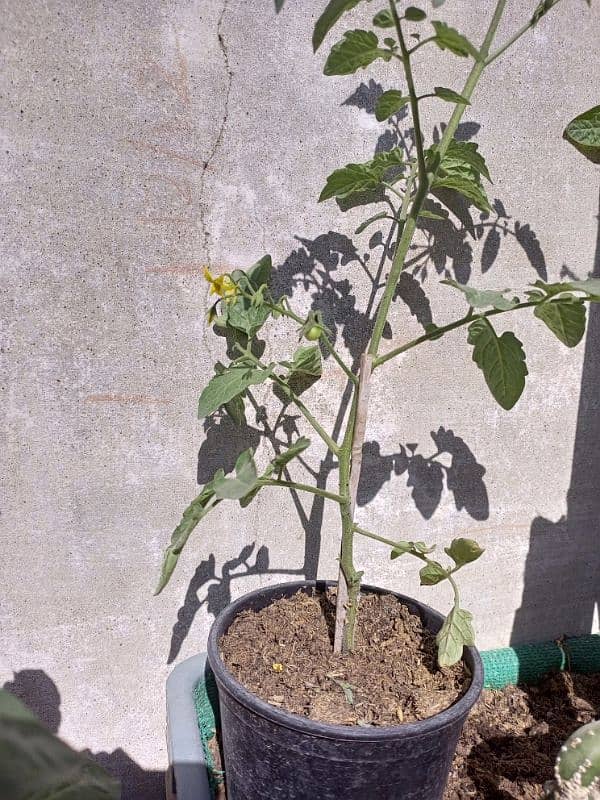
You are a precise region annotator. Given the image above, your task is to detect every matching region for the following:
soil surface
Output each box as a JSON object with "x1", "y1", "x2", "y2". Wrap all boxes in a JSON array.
[
  {"x1": 219, "y1": 589, "x2": 467, "y2": 726},
  {"x1": 445, "y1": 671, "x2": 600, "y2": 799}
]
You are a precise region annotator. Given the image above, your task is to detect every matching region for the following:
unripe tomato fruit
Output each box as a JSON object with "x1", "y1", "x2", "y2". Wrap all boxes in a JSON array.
[{"x1": 304, "y1": 325, "x2": 323, "y2": 341}]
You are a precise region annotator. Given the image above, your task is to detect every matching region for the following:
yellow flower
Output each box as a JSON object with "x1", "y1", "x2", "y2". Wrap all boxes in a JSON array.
[
  {"x1": 203, "y1": 267, "x2": 237, "y2": 300},
  {"x1": 272, "y1": 662, "x2": 284, "y2": 673}
]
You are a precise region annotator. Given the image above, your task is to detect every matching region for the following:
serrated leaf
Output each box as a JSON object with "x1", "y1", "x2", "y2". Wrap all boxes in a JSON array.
[
  {"x1": 432, "y1": 173, "x2": 491, "y2": 212},
  {"x1": 319, "y1": 162, "x2": 379, "y2": 202},
  {"x1": 224, "y1": 295, "x2": 270, "y2": 338},
  {"x1": 0, "y1": 691, "x2": 120, "y2": 800},
  {"x1": 213, "y1": 448, "x2": 259, "y2": 500},
  {"x1": 468, "y1": 317, "x2": 528, "y2": 410},
  {"x1": 444, "y1": 139, "x2": 491, "y2": 182},
  {"x1": 442, "y1": 279, "x2": 518, "y2": 311},
  {"x1": 375, "y1": 90, "x2": 410, "y2": 121},
  {"x1": 420, "y1": 561, "x2": 448, "y2": 585},
  {"x1": 312, "y1": 0, "x2": 368, "y2": 52},
  {"x1": 155, "y1": 481, "x2": 221, "y2": 593},
  {"x1": 433, "y1": 86, "x2": 471, "y2": 105},
  {"x1": 405, "y1": 7, "x2": 427, "y2": 21},
  {"x1": 355, "y1": 210, "x2": 390, "y2": 234},
  {"x1": 198, "y1": 363, "x2": 273, "y2": 418},
  {"x1": 372, "y1": 8, "x2": 394, "y2": 26},
  {"x1": 534, "y1": 298, "x2": 587, "y2": 348},
  {"x1": 324, "y1": 29, "x2": 391, "y2": 76},
  {"x1": 563, "y1": 106, "x2": 600, "y2": 164},
  {"x1": 437, "y1": 606, "x2": 475, "y2": 667},
  {"x1": 431, "y1": 20, "x2": 478, "y2": 58},
  {"x1": 370, "y1": 147, "x2": 404, "y2": 174},
  {"x1": 444, "y1": 538, "x2": 484, "y2": 568}
]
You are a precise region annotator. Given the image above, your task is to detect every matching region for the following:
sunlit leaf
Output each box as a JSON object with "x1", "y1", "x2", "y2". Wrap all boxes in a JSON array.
[
  {"x1": 534, "y1": 298, "x2": 587, "y2": 348},
  {"x1": 431, "y1": 20, "x2": 478, "y2": 58},
  {"x1": 213, "y1": 449, "x2": 259, "y2": 500},
  {"x1": 313, "y1": 0, "x2": 370, "y2": 52},
  {"x1": 437, "y1": 606, "x2": 475, "y2": 667},
  {"x1": 468, "y1": 317, "x2": 528, "y2": 410},
  {"x1": 442, "y1": 279, "x2": 518, "y2": 311},
  {"x1": 324, "y1": 29, "x2": 392, "y2": 75},
  {"x1": 433, "y1": 86, "x2": 471, "y2": 105},
  {"x1": 375, "y1": 89, "x2": 410, "y2": 121},
  {"x1": 198, "y1": 363, "x2": 273, "y2": 418},
  {"x1": 563, "y1": 105, "x2": 600, "y2": 164},
  {"x1": 444, "y1": 538, "x2": 484, "y2": 568}
]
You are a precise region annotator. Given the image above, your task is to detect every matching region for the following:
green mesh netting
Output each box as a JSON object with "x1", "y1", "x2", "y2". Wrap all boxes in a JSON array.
[
  {"x1": 193, "y1": 672, "x2": 224, "y2": 795},
  {"x1": 194, "y1": 635, "x2": 600, "y2": 798}
]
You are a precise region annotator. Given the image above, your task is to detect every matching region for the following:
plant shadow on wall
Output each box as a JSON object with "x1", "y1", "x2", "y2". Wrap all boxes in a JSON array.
[
  {"x1": 167, "y1": 80, "x2": 549, "y2": 663},
  {"x1": 2, "y1": 670, "x2": 164, "y2": 800},
  {"x1": 511, "y1": 188, "x2": 600, "y2": 646}
]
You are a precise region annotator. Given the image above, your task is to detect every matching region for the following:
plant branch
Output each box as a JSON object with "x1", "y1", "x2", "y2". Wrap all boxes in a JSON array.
[
  {"x1": 485, "y1": 0, "x2": 565, "y2": 66},
  {"x1": 259, "y1": 478, "x2": 346, "y2": 504},
  {"x1": 389, "y1": 0, "x2": 427, "y2": 186},
  {"x1": 374, "y1": 300, "x2": 537, "y2": 368},
  {"x1": 408, "y1": 35, "x2": 437, "y2": 55}
]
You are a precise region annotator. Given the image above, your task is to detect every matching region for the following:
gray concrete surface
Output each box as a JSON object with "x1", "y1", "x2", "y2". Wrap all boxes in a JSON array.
[{"x1": 1, "y1": 0, "x2": 599, "y2": 794}]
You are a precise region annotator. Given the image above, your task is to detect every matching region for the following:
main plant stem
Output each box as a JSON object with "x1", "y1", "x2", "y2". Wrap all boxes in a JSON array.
[{"x1": 333, "y1": 0, "x2": 508, "y2": 653}]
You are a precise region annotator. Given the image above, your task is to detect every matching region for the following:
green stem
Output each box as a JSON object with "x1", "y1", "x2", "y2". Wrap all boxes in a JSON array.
[
  {"x1": 368, "y1": 0, "x2": 508, "y2": 359},
  {"x1": 374, "y1": 301, "x2": 537, "y2": 368},
  {"x1": 242, "y1": 349, "x2": 340, "y2": 454},
  {"x1": 321, "y1": 333, "x2": 358, "y2": 384},
  {"x1": 485, "y1": 0, "x2": 564, "y2": 66},
  {"x1": 259, "y1": 478, "x2": 345, "y2": 504},
  {"x1": 408, "y1": 35, "x2": 437, "y2": 56},
  {"x1": 389, "y1": 0, "x2": 427, "y2": 186}
]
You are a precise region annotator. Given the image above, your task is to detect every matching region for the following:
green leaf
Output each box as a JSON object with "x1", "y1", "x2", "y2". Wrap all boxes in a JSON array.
[
  {"x1": 247, "y1": 254, "x2": 272, "y2": 289},
  {"x1": 355, "y1": 210, "x2": 390, "y2": 234},
  {"x1": 155, "y1": 481, "x2": 221, "y2": 593},
  {"x1": 418, "y1": 208, "x2": 447, "y2": 220},
  {"x1": 444, "y1": 538, "x2": 484, "y2": 568},
  {"x1": 312, "y1": 0, "x2": 368, "y2": 52},
  {"x1": 324, "y1": 29, "x2": 391, "y2": 76},
  {"x1": 432, "y1": 173, "x2": 491, "y2": 212},
  {"x1": 433, "y1": 86, "x2": 471, "y2": 105},
  {"x1": 319, "y1": 162, "x2": 379, "y2": 202},
  {"x1": 0, "y1": 691, "x2": 120, "y2": 800},
  {"x1": 443, "y1": 139, "x2": 491, "y2": 182},
  {"x1": 224, "y1": 392, "x2": 246, "y2": 425},
  {"x1": 420, "y1": 561, "x2": 448, "y2": 585},
  {"x1": 224, "y1": 295, "x2": 270, "y2": 338},
  {"x1": 436, "y1": 607, "x2": 475, "y2": 667},
  {"x1": 563, "y1": 105, "x2": 600, "y2": 164},
  {"x1": 370, "y1": 147, "x2": 404, "y2": 175},
  {"x1": 531, "y1": 278, "x2": 600, "y2": 301},
  {"x1": 372, "y1": 8, "x2": 394, "y2": 27},
  {"x1": 281, "y1": 345, "x2": 323, "y2": 377},
  {"x1": 431, "y1": 20, "x2": 478, "y2": 58},
  {"x1": 405, "y1": 7, "x2": 427, "y2": 21},
  {"x1": 213, "y1": 448, "x2": 259, "y2": 500},
  {"x1": 271, "y1": 436, "x2": 312, "y2": 472},
  {"x1": 534, "y1": 298, "x2": 587, "y2": 348},
  {"x1": 391, "y1": 540, "x2": 436, "y2": 558},
  {"x1": 442, "y1": 279, "x2": 518, "y2": 311},
  {"x1": 468, "y1": 317, "x2": 528, "y2": 410},
  {"x1": 375, "y1": 90, "x2": 410, "y2": 121},
  {"x1": 198, "y1": 363, "x2": 273, "y2": 418}
]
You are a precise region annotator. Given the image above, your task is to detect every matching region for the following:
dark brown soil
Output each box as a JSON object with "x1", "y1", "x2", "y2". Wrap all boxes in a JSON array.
[
  {"x1": 219, "y1": 589, "x2": 468, "y2": 726},
  {"x1": 445, "y1": 671, "x2": 600, "y2": 799}
]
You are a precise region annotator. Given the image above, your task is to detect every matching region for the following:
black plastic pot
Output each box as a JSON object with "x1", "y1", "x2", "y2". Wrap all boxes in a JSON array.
[{"x1": 207, "y1": 580, "x2": 483, "y2": 800}]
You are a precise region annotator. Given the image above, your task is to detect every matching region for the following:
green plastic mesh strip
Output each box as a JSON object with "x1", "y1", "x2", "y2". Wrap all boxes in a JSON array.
[
  {"x1": 193, "y1": 673, "x2": 224, "y2": 795},
  {"x1": 193, "y1": 635, "x2": 600, "y2": 798},
  {"x1": 481, "y1": 634, "x2": 600, "y2": 689}
]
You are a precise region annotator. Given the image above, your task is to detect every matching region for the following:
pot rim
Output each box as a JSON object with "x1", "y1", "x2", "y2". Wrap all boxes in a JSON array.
[{"x1": 207, "y1": 579, "x2": 484, "y2": 742}]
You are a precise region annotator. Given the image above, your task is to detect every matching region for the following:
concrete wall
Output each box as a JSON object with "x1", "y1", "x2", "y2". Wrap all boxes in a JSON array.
[{"x1": 1, "y1": 0, "x2": 599, "y2": 794}]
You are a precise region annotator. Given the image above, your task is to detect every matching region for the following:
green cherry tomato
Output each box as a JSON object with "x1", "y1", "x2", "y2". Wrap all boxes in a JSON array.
[{"x1": 304, "y1": 325, "x2": 323, "y2": 341}]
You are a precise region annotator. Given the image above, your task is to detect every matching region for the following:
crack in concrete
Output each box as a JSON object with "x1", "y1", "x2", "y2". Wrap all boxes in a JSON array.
[{"x1": 199, "y1": 0, "x2": 233, "y2": 267}]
